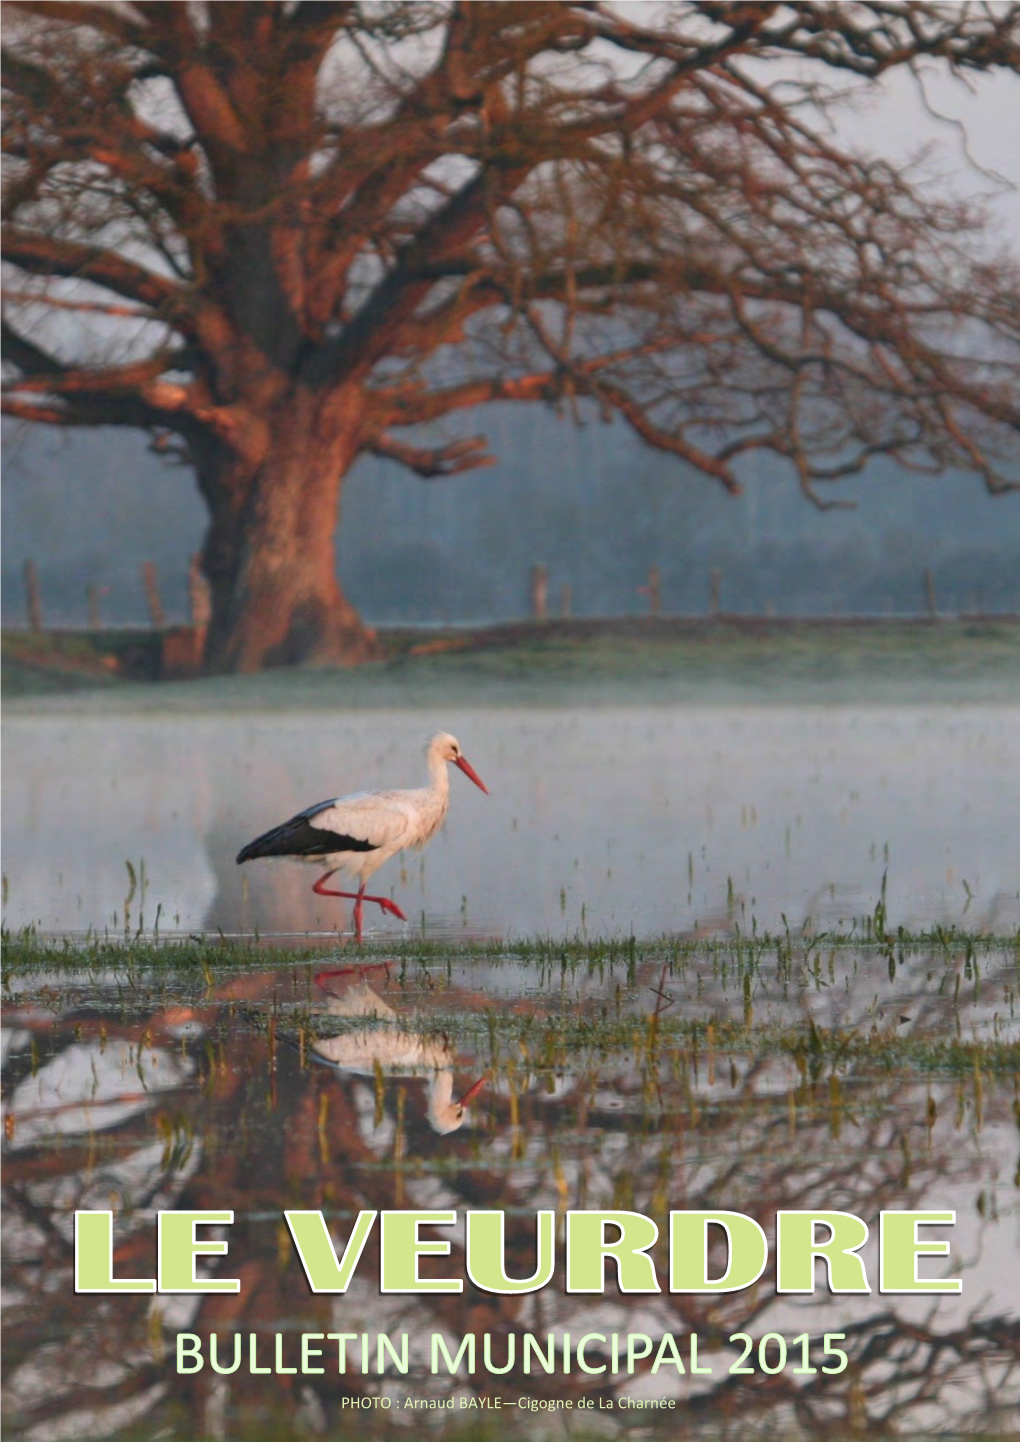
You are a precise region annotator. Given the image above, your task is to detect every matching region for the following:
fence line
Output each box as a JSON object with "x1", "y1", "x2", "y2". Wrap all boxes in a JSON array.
[{"x1": 10, "y1": 556, "x2": 1019, "y2": 632}]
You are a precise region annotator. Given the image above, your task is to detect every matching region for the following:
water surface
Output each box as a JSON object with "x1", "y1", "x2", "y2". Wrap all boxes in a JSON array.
[
  {"x1": 3, "y1": 945, "x2": 1017, "y2": 1439},
  {"x1": 4, "y1": 684, "x2": 1017, "y2": 1437},
  {"x1": 3, "y1": 705, "x2": 1017, "y2": 939}
]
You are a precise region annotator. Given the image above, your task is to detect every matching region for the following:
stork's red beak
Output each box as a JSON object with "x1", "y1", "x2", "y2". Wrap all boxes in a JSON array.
[
  {"x1": 457, "y1": 1074, "x2": 488, "y2": 1107},
  {"x1": 454, "y1": 755, "x2": 489, "y2": 794}
]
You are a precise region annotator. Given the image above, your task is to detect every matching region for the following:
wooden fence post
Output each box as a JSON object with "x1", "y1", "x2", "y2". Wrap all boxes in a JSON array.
[
  {"x1": 87, "y1": 583, "x2": 101, "y2": 629},
  {"x1": 923, "y1": 568, "x2": 937, "y2": 622},
  {"x1": 23, "y1": 559, "x2": 42, "y2": 631},
  {"x1": 647, "y1": 565, "x2": 661, "y2": 615},
  {"x1": 559, "y1": 582, "x2": 572, "y2": 619},
  {"x1": 142, "y1": 561, "x2": 166, "y2": 629},
  {"x1": 530, "y1": 564, "x2": 548, "y2": 620},
  {"x1": 709, "y1": 568, "x2": 722, "y2": 619}
]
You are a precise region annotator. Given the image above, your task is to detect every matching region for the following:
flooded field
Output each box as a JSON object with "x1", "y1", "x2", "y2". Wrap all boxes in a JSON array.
[
  {"x1": 3, "y1": 938, "x2": 1018, "y2": 1439},
  {"x1": 3, "y1": 660, "x2": 1018, "y2": 1439},
  {"x1": 3, "y1": 704, "x2": 1018, "y2": 940}
]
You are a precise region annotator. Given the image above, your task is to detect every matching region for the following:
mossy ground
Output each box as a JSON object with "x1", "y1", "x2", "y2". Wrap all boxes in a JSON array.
[
  {"x1": 2, "y1": 627, "x2": 162, "y2": 693},
  {"x1": 4, "y1": 617, "x2": 1019, "y2": 705}
]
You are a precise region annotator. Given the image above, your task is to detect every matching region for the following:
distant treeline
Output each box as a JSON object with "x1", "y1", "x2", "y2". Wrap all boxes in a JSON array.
[{"x1": 4, "y1": 406, "x2": 1019, "y2": 628}]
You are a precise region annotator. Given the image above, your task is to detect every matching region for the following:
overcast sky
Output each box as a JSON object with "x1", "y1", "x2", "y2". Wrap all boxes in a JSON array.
[{"x1": 820, "y1": 61, "x2": 1020, "y2": 237}]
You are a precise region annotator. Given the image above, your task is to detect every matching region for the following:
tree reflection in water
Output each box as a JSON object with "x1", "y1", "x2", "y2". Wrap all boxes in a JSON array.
[{"x1": 2, "y1": 954, "x2": 1018, "y2": 1440}]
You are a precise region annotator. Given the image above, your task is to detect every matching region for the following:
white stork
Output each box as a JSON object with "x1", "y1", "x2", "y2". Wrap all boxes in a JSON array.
[{"x1": 236, "y1": 731, "x2": 489, "y2": 940}]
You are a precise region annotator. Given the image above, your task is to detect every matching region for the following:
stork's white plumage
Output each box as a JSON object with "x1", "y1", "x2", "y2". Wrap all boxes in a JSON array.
[{"x1": 236, "y1": 731, "x2": 488, "y2": 939}]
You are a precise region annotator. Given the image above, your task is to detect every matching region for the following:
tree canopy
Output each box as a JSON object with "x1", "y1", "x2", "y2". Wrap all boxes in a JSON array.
[{"x1": 3, "y1": 2, "x2": 1019, "y2": 668}]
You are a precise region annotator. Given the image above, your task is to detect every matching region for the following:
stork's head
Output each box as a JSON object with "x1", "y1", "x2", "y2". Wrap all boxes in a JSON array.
[
  {"x1": 427, "y1": 1071, "x2": 489, "y2": 1135},
  {"x1": 428, "y1": 732, "x2": 489, "y2": 794}
]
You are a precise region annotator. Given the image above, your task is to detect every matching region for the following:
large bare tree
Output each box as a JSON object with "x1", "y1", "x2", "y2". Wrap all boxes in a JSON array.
[{"x1": 3, "y1": 2, "x2": 1019, "y2": 671}]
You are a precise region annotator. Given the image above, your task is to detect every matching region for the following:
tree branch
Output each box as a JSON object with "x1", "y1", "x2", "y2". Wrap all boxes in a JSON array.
[
  {"x1": 367, "y1": 434, "x2": 496, "y2": 479},
  {"x1": 1, "y1": 289, "x2": 152, "y2": 320},
  {"x1": 3, "y1": 0, "x2": 1018, "y2": 507},
  {"x1": 2, "y1": 229, "x2": 188, "y2": 325},
  {"x1": 375, "y1": 371, "x2": 561, "y2": 427},
  {"x1": 6, "y1": 1, "x2": 145, "y2": 46},
  {"x1": 3, "y1": 351, "x2": 189, "y2": 398},
  {"x1": 1, "y1": 318, "x2": 64, "y2": 377}
]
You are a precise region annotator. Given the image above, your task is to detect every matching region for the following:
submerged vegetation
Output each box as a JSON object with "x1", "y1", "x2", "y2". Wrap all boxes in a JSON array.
[
  {"x1": 4, "y1": 920, "x2": 1018, "y2": 1440},
  {"x1": 4, "y1": 920, "x2": 1018, "y2": 1074},
  {"x1": 5, "y1": 917, "x2": 1018, "y2": 971}
]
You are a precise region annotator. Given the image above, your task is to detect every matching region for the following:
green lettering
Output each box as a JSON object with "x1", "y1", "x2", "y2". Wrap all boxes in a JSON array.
[
  {"x1": 284, "y1": 1210, "x2": 376, "y2": 1293},
  {"x1": 466, "y1": 1211, "x2": 555, "y2": 1293},
  {"x1": 880, "y1": 1211, "x2": 960, "y2": 1293},
  {"x1": 176, "y1": 1333, "x2": 203, "y2": 1373},
  {"x1": 566, "y1": 1211, "x2": 660, "y2": 1293},
  {"x1": 381, "y1": 1211, "x2": 461, "y2": 1293},
  {"x1": 302, "y1": 1334, "x2": 324, "y2": 1375},
  {"x1": 670, "y1": 1211, "x2": 767, "y2": 1292},
  {"x1": 75, "y1": 1211, "x2": 155, "y2": 1293},
  {"x1": 158, "y1": 1211, "x2": 238, "y2": 1293},
  {"x1": 777, "y1": 1211, "x2": 871, "y2": 1293}
]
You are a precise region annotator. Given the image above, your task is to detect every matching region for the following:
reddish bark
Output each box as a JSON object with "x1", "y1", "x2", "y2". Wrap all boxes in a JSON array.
[{"x1": 194, "y1": 389, "x2": 379, "y2": 669}]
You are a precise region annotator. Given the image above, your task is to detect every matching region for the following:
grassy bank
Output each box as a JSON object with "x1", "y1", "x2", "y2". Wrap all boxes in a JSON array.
[
  {"x1": 4, "y1": 616, "x2": 1019, "y2": 707},
  {"x1": 6, "y1": 920, "x2": 1018, "y2": 969}
]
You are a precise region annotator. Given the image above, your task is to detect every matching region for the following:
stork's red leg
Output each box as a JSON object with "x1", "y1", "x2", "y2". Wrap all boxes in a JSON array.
[
  {"x1": 312, "y1": 872, "x2": 406, "y2": 924},
  {"x1": 352, "y1": 883, "x2": 365, "y2": 943},
  {"x1": 314, "y1": 961, "x2": 392, "y2": 988},
  {"x1": 361, "y1": 893, "x2": 407, "y2": 921},
  {"x1": 313, "y1": 870, "x2": 355, "y2": 899}
]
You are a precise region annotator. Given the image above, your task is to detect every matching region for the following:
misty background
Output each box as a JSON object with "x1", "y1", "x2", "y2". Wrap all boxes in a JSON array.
[{"x1": 3, "y1": 404, "x2": 1019, "y2": 627}]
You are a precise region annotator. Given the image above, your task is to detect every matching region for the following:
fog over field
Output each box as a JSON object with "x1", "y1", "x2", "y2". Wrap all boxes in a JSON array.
[{"x1": 4, "y1": 406, "x2": 1019, "y2": 628}]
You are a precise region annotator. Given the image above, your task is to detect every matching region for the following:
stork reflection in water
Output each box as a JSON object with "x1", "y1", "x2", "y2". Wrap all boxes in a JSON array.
[{"x1": 311, "y1": 968, "x2": 486, "y2": 1135}]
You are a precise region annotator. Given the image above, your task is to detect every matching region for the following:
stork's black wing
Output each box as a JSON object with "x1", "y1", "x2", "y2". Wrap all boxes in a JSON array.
[{"x1": 236, "y1": 798, "x2": 380, "y2": 864}]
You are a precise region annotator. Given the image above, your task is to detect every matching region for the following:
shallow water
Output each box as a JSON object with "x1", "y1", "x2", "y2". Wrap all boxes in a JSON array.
[
  {"x1": 2, "y1": 947, "x2": 1018, "y2": 1439},
  {"x1": 3, "y1": 705, "x2": 1018, "y2": 939},
  {"x1": 4, "y1": 693, "x2": 1018, "y2": 1437}
]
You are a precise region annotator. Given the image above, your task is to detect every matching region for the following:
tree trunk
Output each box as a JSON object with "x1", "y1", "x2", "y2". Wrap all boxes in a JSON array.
[{"x1": 197, "y1": 390, "x2": 381, "y2": 673}]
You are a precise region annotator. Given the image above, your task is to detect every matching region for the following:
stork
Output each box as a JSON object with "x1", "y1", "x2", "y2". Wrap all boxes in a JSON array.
[{"x1": 236, "y1": 732, "x2": 488, "y2": 940}]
